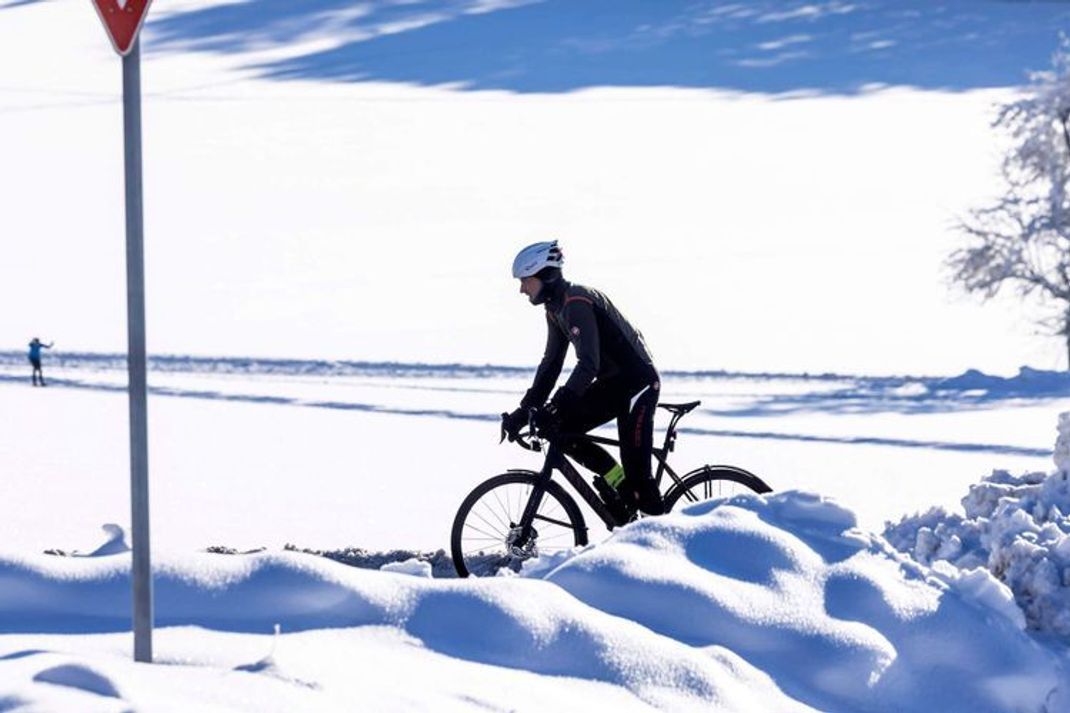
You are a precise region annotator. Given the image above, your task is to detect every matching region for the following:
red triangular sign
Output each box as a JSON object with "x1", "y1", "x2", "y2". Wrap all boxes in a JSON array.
[{"x1": 91, "y1": 0, "x2": 153, "y2": 56}]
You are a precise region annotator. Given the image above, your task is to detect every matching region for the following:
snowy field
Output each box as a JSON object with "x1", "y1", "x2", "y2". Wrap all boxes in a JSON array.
[
  {"x1": 1, "y1": 355, "x2": 1063, "y2": 554},
  {"x1": 6, "y1": 0, "x2": 1070, "y2": 710}
]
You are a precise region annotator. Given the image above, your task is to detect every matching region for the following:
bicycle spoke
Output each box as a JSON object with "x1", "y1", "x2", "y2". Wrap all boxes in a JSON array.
[
  {"x1": 464, "y1": 544, "x2": 507, "y2": 556},
  {"x1": 533, "y1": 512, "x2": 576, "y2": 530},
  {"x1": 475, "y1": 498, "x2": 511, "y2": 533},
  {"x1": 464, "y1": 522, "x2": 504, "y2": 541},
  {"x1": 476, "y1": 500, "x2": 510, "y2": 534},
  {"x1": 541, "y1": 498, "x2": 564, "y2": 521},
  {"x1": 490, "y1": 488, "x2": 512, "y2": 527}
]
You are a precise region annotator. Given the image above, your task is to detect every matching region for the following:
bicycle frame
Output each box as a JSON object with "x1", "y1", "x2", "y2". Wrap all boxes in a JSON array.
[{"x1": 515, "y1": 407, "x2": 693, "y2": 540}]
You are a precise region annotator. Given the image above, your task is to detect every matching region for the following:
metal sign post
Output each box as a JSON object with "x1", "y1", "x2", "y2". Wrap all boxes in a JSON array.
[
  {"x1": 122, "y1": 37, "x2": 153, "y2": 665},
  {"x1": 90, "y1": 0, "x2": 155, "y2": 664}
]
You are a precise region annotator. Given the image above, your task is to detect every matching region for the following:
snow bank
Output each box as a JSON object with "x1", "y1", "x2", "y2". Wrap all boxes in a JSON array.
[
  {"x1": 542, "y1": 492, "x2": 1061, "y2": 713},
  {"x1": 886, "y1": 412, "x2": 1070, "y2": 640},
  {"x1": 0, "y1": 551, "x2": 807, "y2": 710},
  {"x1": 2, "y1": 491, "x2": 1064, "y2": 712}
]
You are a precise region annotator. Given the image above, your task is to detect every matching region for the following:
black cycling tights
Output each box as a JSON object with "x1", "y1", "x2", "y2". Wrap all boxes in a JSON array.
[{"x1": 557, "y1": 378, "x2": 664, "y2": 515}]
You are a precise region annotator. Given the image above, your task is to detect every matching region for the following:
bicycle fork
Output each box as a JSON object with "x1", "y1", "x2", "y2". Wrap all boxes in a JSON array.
[{"x1": 511, "y1": 445, "x2": 561, "y2": 553}]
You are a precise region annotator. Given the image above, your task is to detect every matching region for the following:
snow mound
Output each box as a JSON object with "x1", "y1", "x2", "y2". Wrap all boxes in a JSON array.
[
  {"x1": 0, "y1": 552, "x2": 803, "y2": 709},
  {"x1": 542, "y1": 491, "x2": 1060, "y2": 713},
  {"x1": 2, "y1": 491, "x2": 1064, "y2": 711},
  {"x1": 378, "y1": 558, "x2": 433, "y2": 577},
  {"x1": 33, "y1": 663, "x2": 122, "y2": 698},
  {"x1": 886, "y1": 411, "x2": 1070, "y2": 640}
]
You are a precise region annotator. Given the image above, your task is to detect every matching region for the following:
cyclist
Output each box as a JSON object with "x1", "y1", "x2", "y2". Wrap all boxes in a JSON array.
[
  {"x1": 502, "y1": 241, "x2": 665, "y2": 522},
  {"x1": 28, "y1": 337, "x2": 54, "y2": 387}
]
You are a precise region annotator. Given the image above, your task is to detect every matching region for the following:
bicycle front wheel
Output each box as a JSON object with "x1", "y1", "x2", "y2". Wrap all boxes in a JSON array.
[
  {"x1": 664, "y1": 465, "x2": 772, "y2": 511},
  {"x1": 451, "y1": 472, "x2": 587, "y2": 578}
]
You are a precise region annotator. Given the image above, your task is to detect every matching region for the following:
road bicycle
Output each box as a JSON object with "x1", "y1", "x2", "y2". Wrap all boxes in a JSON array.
[{"x1": 450, "y1": 400, "x2": 772, "y2": 577}]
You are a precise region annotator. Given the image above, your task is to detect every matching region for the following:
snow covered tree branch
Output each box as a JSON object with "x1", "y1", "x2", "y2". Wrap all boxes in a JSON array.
[{"x1": 949, "y1": 40, "x2": 1070, "y2": 366}]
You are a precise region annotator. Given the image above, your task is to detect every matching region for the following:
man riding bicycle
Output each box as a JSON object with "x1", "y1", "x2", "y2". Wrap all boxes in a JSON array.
[{"x1": 502, "y1": 240, "x2": 665, "y2": 522}]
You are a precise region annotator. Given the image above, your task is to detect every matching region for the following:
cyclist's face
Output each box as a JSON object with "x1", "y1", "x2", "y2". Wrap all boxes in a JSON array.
[{"x1": 519, "y1": 276, "x2": 542, "y2": 303}]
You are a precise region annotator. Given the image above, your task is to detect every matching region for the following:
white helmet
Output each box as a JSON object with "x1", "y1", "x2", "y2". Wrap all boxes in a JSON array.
[{"x1": 512, "y1": 240, "x2": 564, "y2": 279}]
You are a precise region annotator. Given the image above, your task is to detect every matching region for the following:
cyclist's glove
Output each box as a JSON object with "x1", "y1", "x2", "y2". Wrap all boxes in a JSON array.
[
  {"x1": 532, "y1": 403, "x2": 562, "y2": 438},
  {"x1": 501, "y1": 407, "x2": 526, "y2": 442}
]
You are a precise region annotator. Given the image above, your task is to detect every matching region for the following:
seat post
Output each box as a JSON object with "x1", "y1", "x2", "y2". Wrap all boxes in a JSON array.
[{"x1": 663, "y1": 412, "x2": 682, "y2": 452}]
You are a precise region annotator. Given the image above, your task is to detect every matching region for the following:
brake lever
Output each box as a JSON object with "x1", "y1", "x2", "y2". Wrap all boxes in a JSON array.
[
  {"x1": 527, "y1": 407, "x2": 543, "y2": 452},
  {"x1": 499, "y1": 413, "x2": 508, "y2": 444}
]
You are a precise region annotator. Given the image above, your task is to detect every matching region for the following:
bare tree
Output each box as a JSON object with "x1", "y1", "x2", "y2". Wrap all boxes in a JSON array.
[{"x1": 949, "y1": 42, "x2": 1070, "y2": 366}]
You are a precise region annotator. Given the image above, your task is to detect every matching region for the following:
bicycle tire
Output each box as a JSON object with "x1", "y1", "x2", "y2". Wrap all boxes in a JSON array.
[
  {"x1": 451, "y1": 472, "x2": 587, "y2": 578},
  {"x1": 663, "y1": 465, "x2": 772, "y2": 511}
]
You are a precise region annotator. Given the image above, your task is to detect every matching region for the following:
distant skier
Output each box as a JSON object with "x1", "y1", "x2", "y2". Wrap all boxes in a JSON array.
[{"x1": 28, "y1": 337, "x2": 53, "y2": 387}]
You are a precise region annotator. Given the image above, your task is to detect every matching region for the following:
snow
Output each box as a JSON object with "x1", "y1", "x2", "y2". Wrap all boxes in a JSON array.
[
  {"x1": 0, "y1": 356, "x2": 1067, "y2": 707},
  {"x1": 2, "y1": 361, "x2": 1070, "y2": 708},
  {"x1": 1, "y1": 488, "x2": 1065, "y2": 711},
  {"x1": 0, "y1": 358, "x2": 1062, "y2": 554},
  {"x1": 886, "y1": 412, "x2": 1070, "y2": 642},
  {"x1": 379, "y1": 558, "x2": 433, "y2": 578}
]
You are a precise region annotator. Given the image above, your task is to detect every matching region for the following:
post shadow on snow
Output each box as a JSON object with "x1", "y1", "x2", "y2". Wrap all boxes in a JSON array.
[
  {"x1": 0, "y1": 371, "x2": 1050, "y2": 458},
  {"x1": 138, "y1": 0, "x2": 1070, "y2": 94}
]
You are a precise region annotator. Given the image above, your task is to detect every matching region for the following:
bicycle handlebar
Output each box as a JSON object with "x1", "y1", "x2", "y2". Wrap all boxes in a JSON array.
[{"x1": 499, "y1": 410, "x2": 543, "y2": 452}]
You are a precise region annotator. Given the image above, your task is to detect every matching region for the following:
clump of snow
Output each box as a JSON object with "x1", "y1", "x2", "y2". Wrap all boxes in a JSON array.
[
  {"x1": 378, "y1": 558, "x2": 432, "y2": 577},
  {"x1": 885, "y1": 411, "x2": 1070, "y2": 639},
  {"x1": 85, "y1": 524, "x2": 130, "y2": 557},
  {"x1": 43, "y1": 524, "x2": 132, "y2": 559},
  {"x1": 891, "y1": 381, "x2": 929, "y2": 397}
]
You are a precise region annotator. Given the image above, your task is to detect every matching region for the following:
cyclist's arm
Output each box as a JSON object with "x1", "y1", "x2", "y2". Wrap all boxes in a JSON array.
[
  {"x1": 520, "y1": 313, "x2": 567, "y2": 408},
  {"x1": 559, "y1": 297, "x2": 600, "y2": 397}
]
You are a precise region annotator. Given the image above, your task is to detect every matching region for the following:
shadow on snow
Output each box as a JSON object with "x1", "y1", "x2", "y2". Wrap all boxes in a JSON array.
[
  {"x1": 98, "y1": 0, "x2": 1070, "y2": 94},
  {"x1": 0, "y1": 368, "x2": 1052, "y2": 458}
]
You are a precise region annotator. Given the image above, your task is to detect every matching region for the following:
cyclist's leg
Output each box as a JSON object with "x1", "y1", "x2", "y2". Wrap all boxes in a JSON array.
[
  {"x1": 558, "y1": 381, "x2": 619, "y2": 475},
  {"x1": 559, "y1": 381, "x2": 638, "y2": 524},
  {"x1": 618, "y1": 380, "x2": 664, "y2": 515}
]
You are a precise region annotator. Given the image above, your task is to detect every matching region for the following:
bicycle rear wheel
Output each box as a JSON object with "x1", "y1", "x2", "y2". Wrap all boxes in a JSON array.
[
  {"x1": 663, "y1": 465, "x2": 772, "y2": 511},
  {"x1": 451, "y1": 472, "x2": 587, "y2": 578}
]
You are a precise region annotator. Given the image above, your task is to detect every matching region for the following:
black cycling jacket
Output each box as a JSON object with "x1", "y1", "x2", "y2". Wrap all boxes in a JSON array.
[{"x1": 521, "y1": 279, "x2": 657, "y2": 409}]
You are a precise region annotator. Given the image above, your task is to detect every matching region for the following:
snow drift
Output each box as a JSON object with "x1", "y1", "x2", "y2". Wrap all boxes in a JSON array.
[
  {"x1": 888, "y1": 411, "x2": 1070, "y2": 643},
  {"x1": 2, "y1": 490, "x2": 1065, "y2": 711}
]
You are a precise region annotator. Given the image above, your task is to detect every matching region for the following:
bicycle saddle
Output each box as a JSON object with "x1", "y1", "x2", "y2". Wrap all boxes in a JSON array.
[{"x1": 657, "y1": 400, "x2": 701, "y2": 415}]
